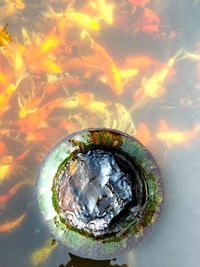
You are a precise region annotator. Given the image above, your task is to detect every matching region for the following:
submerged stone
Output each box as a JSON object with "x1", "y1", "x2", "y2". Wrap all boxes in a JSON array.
[
  {"x1": 56, "y1": 148, "x2": 144, "y2": 237},
  {"x1": 37, "y1": 128, "x2": 163, "y2": 260}
]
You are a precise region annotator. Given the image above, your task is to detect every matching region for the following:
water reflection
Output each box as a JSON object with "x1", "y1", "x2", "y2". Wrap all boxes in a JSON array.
[{"x1": 59, "y1": 253, "x2": 128, "y2": 267}]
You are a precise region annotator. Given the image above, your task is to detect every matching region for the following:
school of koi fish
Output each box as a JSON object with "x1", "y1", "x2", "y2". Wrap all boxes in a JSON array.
[{"x1": 0, "y1": 0, "x2": 200, "y2": 266}]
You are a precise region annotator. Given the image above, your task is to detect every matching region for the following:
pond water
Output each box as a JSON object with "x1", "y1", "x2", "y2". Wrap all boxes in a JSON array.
[{"x1": 0, "y1": 0, "x2": 200, "y2": 266}]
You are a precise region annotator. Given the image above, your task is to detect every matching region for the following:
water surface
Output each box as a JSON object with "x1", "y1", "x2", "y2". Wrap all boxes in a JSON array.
[{"x1": 0, "y1": 0, "x2": 200, "y2": 266}]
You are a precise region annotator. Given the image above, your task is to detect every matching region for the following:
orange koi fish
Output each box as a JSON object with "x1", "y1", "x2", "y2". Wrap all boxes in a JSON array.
[
  {"x1": 46, "y1": 73, "x2": 81, "y2": 94},
  {"x1": 60, "y1": 92, "x2": 94, "y2": 110},
  {"x1": 0, "y1": 0, "x2": 24, "y2": 21},
  {"x1": 1, "y1": 37, "x2": 26, "y2": 77},
  {"x1": 0, "y1": 24, "x2": 13, "y2": 47},
  {"x1": 0, "y1": 156, "x2": 14, "y2": 184},
  {"x1": 143, "y1": 8, "x2": 160, "y2": 24},
  {"x1": 6, "y1": 29, "x2": 63, "y2": 75},
  {"x1": 0, "y1": 213, "x2": 26, "y2": 233},
  {"x1": 86, "y1": 34, "x2": 124, "y2": 94},
  {"x1": 21, "y1": 28, "x2": 31, "y2": 46},
  {"x1": 0, "y1": 141, "x2": 7, "y2": 157},
  {"x1": 0, "y1": 180, "x2": 33, "y2": 210},
  {"x1": 9, "y1": 0, "x2": 25, "y2": 10},
  {"x1": 0, "y1": 83, "x2": 16, "y2": 113},
  {"x1": 184, "y1": 51, "x2": 200, "y2": 61},
  {"x1": 31, "y1": 238, "x2": 58, "y2": 266},
  {"x1": 26, "y1": 128, "x2": 62, "y2": 143},
  {"x1": 0, "y1": 150, "x2": 29, "y2": 184},
  {"x1": 0, "y1": 128, "x2": 25, "y2": 143},
  {"x1": 100, "y1": 68, "x2": 138, "y2": 83},
  {"x1": 112, "y1": 103, "x2": 136, "y2": 135},
  {"x1": 42, "y1": 58, "x2": 62, "y2": 74},
  {"x1": 141, "y1": 24, "x2": 160, "y2": 33},
  {"x1": 65, "y1": 11, "x2": 100, "y2": 31},
  {"x1": 38, "y1": 34, "x2": 62, "y2": 55},
  {"x1": 0, "y1": 4, "x2": 17, "y2": 21},
  {"x1": 86, "y1": 100, "x2": 112, "y2": 128},
  {"x1": 156, "y1": 120, "x2": 200, "y2": 148},
  {"x1": 13, "y1": 46, "x2": 27, "y2": 77},
  {"x1": 134, "y1": 49, "x2": 185, "y2": 100},
  {"x1": 135, "y1": 123, "x2": 151, "y2": 146},
  {"x1": 18, "y1": 86, "x2": 46, "y2": 119},
  {"x1": 23, "y1": 44, "x2": 62, "y2": 74},
  {"x1": 97, "y1": 0, "x2": 114, "y2": 25},
  {"x1": 90, "y1": 0, "x2": 114, "y2": 25},
  {"x1": 125, "y1": 55, "x2": 161, "y2": 71},
  {"x1": 128, "y1": 0, "x2": 150, "y2": 6},
  {"x1": 30, "y1": 27, "x2": 63, "y2": 57},
  {"x1": 16, "y1": 98, "x2": 65, "y2": 132},
  {"x1": 76, "y1": 92, "x2": 94, "y2": 105},
  {"x1": 0, "y1": 73, "x2": 27, "y2": 115},
  {"x1": 44, "y1": 5, "x2": 100, "y2": 31},
  {"x1": 62, "y1": 74, "x2": 81, "y2": 87},
  {"x1": 60, "y1": 91, "x2": 112, "y2": 128},
  {"x1": 119, "y1": 68, "x2": 138, "y2": 80},
  {"x1": 58, "y1": 119, "x2": 80, "y2": 134},
  {"x1": 133, "y1": 7, "x2": 160, "y2": 33},
  {"x1": 61, "y1": 55, "x2": 100, "y2": 76}
]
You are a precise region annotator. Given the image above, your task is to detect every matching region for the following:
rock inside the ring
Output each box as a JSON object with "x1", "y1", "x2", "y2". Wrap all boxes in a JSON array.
[{"x1": 55, "y1": 148, "x2": 145, "y2": 237}]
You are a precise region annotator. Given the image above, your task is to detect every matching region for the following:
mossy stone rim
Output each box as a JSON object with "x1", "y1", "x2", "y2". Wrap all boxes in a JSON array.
[{"x1": 37, "y1": 128, "x2": 164, "y2": 260}]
